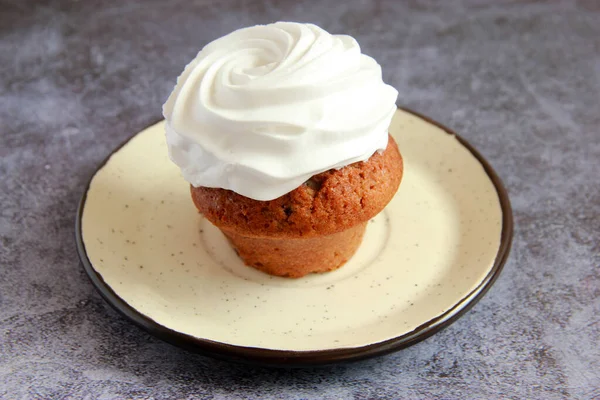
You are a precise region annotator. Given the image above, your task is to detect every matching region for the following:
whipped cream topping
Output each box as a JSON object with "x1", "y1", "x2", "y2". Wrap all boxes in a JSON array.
[{"x1": 163, "y1": 22, "x2": 398, "y2": 201}]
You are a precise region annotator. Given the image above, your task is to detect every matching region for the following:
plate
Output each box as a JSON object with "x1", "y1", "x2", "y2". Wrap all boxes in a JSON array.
[{"x1": 76, "y1": 108, "x2": 513, "y2": 367}]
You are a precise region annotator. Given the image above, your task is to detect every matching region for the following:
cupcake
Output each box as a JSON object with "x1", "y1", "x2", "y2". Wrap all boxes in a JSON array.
[{"x1": 163, "y1": 22, "x2": 402, "y2": 278}]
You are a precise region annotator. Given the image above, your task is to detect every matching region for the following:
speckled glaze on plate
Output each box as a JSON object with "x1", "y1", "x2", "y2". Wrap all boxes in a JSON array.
[{"x1": 76, "y1": 108, "x2": 513, "y2": 367}]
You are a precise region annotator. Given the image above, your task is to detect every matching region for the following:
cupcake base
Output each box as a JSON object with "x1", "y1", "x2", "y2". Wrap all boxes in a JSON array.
[
  {"x1": 220, "y1": 222, "x2": 368, "y2": 278},
  {"x1": 191, "y1": 135, "x2": 403, "y2": 279}
]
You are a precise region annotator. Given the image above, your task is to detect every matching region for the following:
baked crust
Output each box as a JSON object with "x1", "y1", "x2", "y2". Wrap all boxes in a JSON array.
[{"x1": 191, "y1": 135, "x2": 403, "y2": 239}]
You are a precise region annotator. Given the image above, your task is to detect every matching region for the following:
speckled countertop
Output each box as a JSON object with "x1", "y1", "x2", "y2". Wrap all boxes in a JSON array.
[{"x1": 1, "y1": 1, "x2": 599, "y2": 398}]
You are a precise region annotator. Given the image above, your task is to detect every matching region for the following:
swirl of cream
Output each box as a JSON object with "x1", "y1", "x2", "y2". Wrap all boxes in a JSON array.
[{"x1": 163, "y1": 22, "x2": 398, "y2": 201}]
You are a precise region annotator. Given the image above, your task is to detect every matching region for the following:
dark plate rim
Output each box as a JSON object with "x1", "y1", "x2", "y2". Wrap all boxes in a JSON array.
[{"x1": 75, "y1": 107, "x2": 514, "y2": 368}]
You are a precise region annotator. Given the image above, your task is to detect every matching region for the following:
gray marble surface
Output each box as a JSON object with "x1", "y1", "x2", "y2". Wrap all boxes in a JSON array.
[{"x1": 1, "y1": 0, "x2": 599, "y2": 398}]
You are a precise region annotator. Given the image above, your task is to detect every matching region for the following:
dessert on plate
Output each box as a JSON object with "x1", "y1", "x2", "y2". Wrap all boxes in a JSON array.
[{"x1": 163, "y1": 22, "x2": 403, "y2": 278}]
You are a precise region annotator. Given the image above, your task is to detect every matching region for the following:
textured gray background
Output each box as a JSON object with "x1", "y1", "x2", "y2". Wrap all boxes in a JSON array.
[{"x1": 1, "y1": 0, "x2": 599, "y2": 398}]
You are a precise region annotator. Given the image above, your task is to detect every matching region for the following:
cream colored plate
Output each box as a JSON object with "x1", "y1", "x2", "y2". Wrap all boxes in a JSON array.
[{"x1": 77, "y1": 108, "x2": 512, "y2": 364}]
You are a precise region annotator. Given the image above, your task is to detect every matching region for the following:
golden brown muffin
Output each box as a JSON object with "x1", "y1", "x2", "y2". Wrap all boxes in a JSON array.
[{"x1": 192, "y1": 135, "x2": 403, "y2": 278}]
